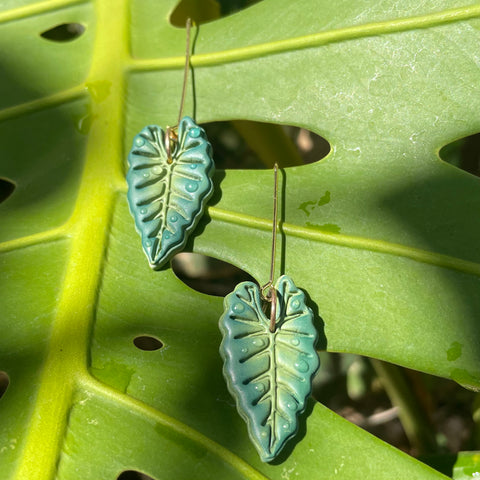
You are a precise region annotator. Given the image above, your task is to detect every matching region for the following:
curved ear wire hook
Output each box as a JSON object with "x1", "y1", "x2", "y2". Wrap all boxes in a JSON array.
[
  {"x1": 178, "y1": 17, "x2": 192, "y2": 125},
  {"x1": 218, "y1": 163, "x2": 319, "y2": 463},
  {"x1": 126, "y1": 17, "x2": 215, "y2": 271},
  {"x1": 261, "y1": 163, "x2": 279, "y2": 332},
  {"x1": 165, "y1": 17, "x2": 192, "y2": 161}
]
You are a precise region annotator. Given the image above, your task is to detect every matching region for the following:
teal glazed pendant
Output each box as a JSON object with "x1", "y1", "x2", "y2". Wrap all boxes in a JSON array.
[
  {"x1": 127, "y1": 116, "x2": 215, "y2": 269},
  {"x1": 219, "y1": 275, "x2": 319, "y2": 462}
]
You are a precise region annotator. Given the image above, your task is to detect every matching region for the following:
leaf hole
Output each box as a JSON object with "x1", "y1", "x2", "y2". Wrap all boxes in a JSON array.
[
  {"x1": 171, "y1": 252, "x2": 255, "y2": 297},
  {"x1": 439, "y1": 133, "x2": 480, "y2": 176},
  {"x1": 133, "y1": 336, "x2": 164, "y2": 351},
  {"x1": 202, "y1": 121, "x2": 330, "y2": 170},
  {"x1": 40, "y1": 23, "x2": 86, "y2": 42},
  {"x1": 0, "y1": 372, "x2": 10, "y2": 399},
  {"x1": 117, "y1": 471, "x2": 156, "y2": 480},
  {"x1": 170, "y1": 0, "x2": 264, "y2": 27},
  {"x1": 313, "y1": 354, "x2": 480, "y2": 457},
  {"x1": 0, "y1": 178, "x2": 15, "y2": 204}
]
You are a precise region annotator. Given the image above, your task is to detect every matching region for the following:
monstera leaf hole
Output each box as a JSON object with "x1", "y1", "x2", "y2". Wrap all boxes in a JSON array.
[
  {"x1": 203, "y1": 121, "x2": 330, "y2": 169},
  {"x1": 117, "y1": 471, "x2": 155, "y2": 480},
  {"x1": 313, "y1": 353, "x2": 478, "y2": 457},
  {"x1": 312, "y1": 354, "x2": 410, "y2": 450},
  {"x1": 40, "y1": 23, "x2": 85, "y2": 42},
  {"x1": 0, "y1": 372, "x2": 9, "y2": 400},
  {"x1": 133, "y1": 335, "x2": 164, "y2": 351},
  {"x1": 440, "y1": 133, "x2": 480, "y2": 177},
  {"x1": 170, "y1": 0, "x2": 263, "y2": 27},
  {"x1": 0, "y1": 178, "x2": 15, "y2": 204},
  {"x1": 171, "y1": 252, "x2": 255, "y2": 296}
]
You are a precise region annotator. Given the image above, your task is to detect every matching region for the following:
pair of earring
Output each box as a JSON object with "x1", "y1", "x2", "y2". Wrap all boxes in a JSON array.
[{"x1": 126, "y1": 19, "x2": 319, "y2": 463}]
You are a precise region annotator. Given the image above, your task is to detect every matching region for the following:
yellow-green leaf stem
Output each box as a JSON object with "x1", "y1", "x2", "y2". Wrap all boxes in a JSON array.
[
  {"x1": 0, "y1": 87, "x2": 85, "y2": 122},
  {"x1": 83, "y1": 377, "x2": 269, "y2": 480},
  {"x1": 0, "y1": 0, "x2": 85, "y2": 24},
  {"x1": 13, "y1": 1, "x2": 128, "y2": 478},
  {"x1": 209, "y1": 206, "x2": 480, "y2": 277},
  {"x1": 131, "y1": 4, "x2": 480, "y2": 70}
]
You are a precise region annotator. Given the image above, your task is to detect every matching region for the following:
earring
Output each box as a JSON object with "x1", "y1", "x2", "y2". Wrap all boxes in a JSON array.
[
  {"x1": 126, "y1": 19, "x2": 215, "y2": 270},
  {"x1": 219, "y1": 165, "x2": 319, "y2": 463}
]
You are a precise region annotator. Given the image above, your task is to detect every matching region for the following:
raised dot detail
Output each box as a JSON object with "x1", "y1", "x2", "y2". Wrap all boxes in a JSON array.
[
  {"x1": 145, "y1": 240, "x2": 152, "y2": 247},
  {"x1": 241, "y1": 347, "x2": 248, "y2": 354},
  {"x1": 164, "y1": 232, "x2": 170, "y2": 239},
  {"x1": 189, "y1": 127, "x2": 201, "y2": 138},
  {"x1": 291, "y1": 338, "x2": 300, "y2": 346},
  {"x1": 233, "y1": 303, "x2": 245, "y2": 313},
  {"x1": 294, "y1": 360, "x2": 309, "y2": 373},
  {"x1": 169, "y1": 214, "x2": 178, "y2": 222},
  {"x1": 143, "y1": 173, "x2": 149, "y2": 178},
  {"x1": 140, "y1": 208, "x2": 147, "y2": 214},
  {"x1": 152, "y1": 166, "x2": 162, "y2": 175},
  {"x1": 254, "y1": 383, "x2": 265, "y2": 393},
  {"x1": 134, "y1": 137, "x2": 144, "y2": 147},
  {"x1": 291, "y1": 299, "x2": 300, "y2": 309},
  {"x1": 186, "y1": 182, "x2": 198, "y2": 192},
  {"x1": 287, "y1": 401, "x2": 297, "y2": 410},
  {"x1": 190, "y1": 163, "x2": 198, "y2": 169},
  {"x1": 282, "y1": 422, "x2": 289, "y2": 429}
]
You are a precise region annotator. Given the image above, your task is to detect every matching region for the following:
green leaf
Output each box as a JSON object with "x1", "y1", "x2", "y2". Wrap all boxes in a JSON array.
[
  {"x1": 453, "y1": 452, "x2": 480, "y2": 479},
  {"x1": 1, "y1": 0, "x2": 478, "y2": 478},
  {"x1": 219, "y1": 275, "x2": 319, "y2": 462},
  {"x1": 127, "y1": 116, "x2": 215, "y2": 269}
]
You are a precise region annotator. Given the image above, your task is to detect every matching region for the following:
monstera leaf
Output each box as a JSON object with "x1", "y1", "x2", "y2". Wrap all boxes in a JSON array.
[
  {"x1": 219, "y1": 275, "x2": 319, "y2": 462},
  {"x1": 1, "y1": 0, "x2": 480, "y2": 479},
  {"x1": 127, "y1": 116, "x2": 214, "y2": 269}
]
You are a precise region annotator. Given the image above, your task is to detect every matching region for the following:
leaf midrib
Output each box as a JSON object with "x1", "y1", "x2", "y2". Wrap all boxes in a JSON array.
[
  {"x1": 209, "y1": 206, "x2": 480, "y2": 277},
  {"x1": 2, "y1": 1, "x2": 479, "y2": 69},
  {"x1": 83, "y1": 375, "x2": 270, "y2": 480},
  {"x1": 130, "y1": 3, "x2": 480, "y2": 70},
  {"x1": 12, "y1": 0, "x2": 128, "y2": 478},
  {"x1": 2, "y1": 199, "x2": 479, "y2": 280},
  {"x1": 0, "y1": 0, "x2": 85, "y2": 24}
]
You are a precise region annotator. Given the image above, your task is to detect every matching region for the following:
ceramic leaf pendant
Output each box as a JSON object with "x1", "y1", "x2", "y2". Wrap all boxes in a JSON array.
[
  {"x1": 127, "y1": 116, "x2": 214, "y2": 269},
  {"x1": 126, "y1": 20, "x2": 214, "y2": 269},
  {"x1": 219, "y1": 275, "x2": 319, "y2": 462}
]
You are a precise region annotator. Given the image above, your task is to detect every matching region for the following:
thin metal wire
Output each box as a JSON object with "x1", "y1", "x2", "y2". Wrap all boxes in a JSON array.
[
  {"x1": 177, "y1": 17, "x2": 192, "y2": 125},
  {"x1": 269, "y1": 288, "x2": 277, "y2": 333},
  {"x1": 165, "y1": 18, "x2": 192, "y2": 162},
  {"x1": 165, "y1": 126, "x2": 173, "y2": 161},
  {"x1": 261, "y1": 163, "x2": 279, "y2": 332}
]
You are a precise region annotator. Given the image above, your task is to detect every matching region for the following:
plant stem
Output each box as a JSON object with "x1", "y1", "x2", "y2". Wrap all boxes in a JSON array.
[{"x1": 370, "y1": 359, "x2": 438, "y2": 454}]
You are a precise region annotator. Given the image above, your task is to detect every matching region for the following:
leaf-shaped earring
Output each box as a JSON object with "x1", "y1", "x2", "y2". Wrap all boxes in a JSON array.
[
  {"x1": 126, "y1": 19, "x2": 215, "y2": 269},
  {"x1": 219, "y1": 165, "x2": 319, "y2": 462}
]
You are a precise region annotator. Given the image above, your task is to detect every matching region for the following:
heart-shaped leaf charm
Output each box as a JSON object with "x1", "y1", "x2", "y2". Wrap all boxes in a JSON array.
[
  {"x1": 127, "y1": 116, "x2": 215, "y2": 269},
  {"x1": 219, "y1": 275, "x2": 319, "y2": 462}
]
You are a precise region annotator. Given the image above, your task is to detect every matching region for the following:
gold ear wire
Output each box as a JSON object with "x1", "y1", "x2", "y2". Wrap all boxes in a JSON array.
[
  {"x1": 261, "y1": 163, "x2": 279, "y2": 332},
  {"x1": 164, "y1": 17, "x2": 192, "y2": 161},
  {"x1": 177, "y1": 17, "x2": 192, "y2": 125}
]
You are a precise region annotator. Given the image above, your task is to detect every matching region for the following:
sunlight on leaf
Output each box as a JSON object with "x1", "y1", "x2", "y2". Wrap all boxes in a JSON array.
[{"x1": 1, "y1": 0, "x2": 480, "y2": 479}]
